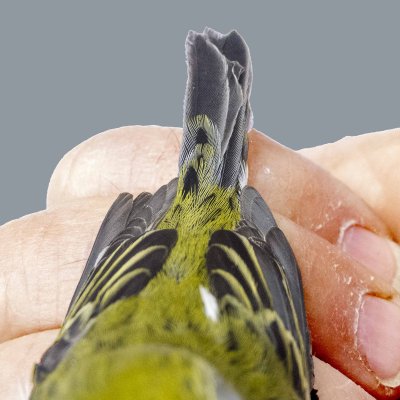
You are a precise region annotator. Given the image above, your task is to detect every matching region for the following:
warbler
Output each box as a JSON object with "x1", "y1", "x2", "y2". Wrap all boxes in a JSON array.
[{"x1": 30, "y1": 28, "x2": 317, "y2": 400}]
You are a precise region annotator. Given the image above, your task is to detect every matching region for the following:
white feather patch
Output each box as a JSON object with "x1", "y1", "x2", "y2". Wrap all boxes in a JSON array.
[
  {"x1": 94, "y1": 246, "x2": 109, "y2": 269},
  {"x1": 199, "y1": 286, "x2": 219, "y2": 322}
]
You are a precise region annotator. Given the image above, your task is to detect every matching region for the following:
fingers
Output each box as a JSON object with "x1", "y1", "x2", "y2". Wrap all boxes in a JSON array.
[
  {"x1": 249, "y1": 130, "x2": 400, "y2": 294},
  {"x1": 276, "y1": 214, "x2": 400, "y2": 399},
  {"x1": 0, "y1": 329, "x2": 58, "y2": 400},
  {"x1": 314, "y1": 358, "x2": 376, "y2": 400},
  {"x1": 299, "y1": 128, "x2": 400, "y2": 241},
  {"x1": 47, "y1": 126, "x2": 181, "y2": 208},
  {"x1": 0, "y1": 198, "x2": 113, "y2": 343},
  {"x1": 247, "y1": 130, "x2": 390, "y2": 243}
]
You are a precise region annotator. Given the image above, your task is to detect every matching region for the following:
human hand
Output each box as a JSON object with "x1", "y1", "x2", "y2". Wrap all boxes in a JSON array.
[{"x1": 0, "y1": 126, "x2": 399, "y2": 399}]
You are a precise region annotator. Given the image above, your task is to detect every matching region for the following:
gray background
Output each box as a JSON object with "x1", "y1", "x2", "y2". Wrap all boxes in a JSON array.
[{"x1": 0, "y1": 1, "x2": 399, "y2": 225}]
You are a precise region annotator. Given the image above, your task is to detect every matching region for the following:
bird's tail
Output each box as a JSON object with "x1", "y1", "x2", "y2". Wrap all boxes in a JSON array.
[{"x1": 178, "y1": 28, "x2": 253, "y2": 194}]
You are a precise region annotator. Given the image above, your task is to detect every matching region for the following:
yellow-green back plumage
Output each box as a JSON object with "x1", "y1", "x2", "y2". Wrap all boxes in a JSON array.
[{"x1": 31, "y1": 28, "x2": 316, "y2": 400}]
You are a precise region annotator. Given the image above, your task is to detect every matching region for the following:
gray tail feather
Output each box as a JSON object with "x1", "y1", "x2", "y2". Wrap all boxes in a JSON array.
[{"x1": 179, "y1": 27, "x2": 253, "y2": 189}]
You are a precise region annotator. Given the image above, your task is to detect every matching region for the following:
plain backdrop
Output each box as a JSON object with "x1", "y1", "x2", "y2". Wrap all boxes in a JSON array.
[{"x1": 0, "y1": 1, "x2": 399, "y2": 225}]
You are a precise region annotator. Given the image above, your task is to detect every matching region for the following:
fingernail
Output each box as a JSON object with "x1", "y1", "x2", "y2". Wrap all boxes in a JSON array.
[
  {"x1": 358, "y1": 296, "x2": 400, "y2": 381},
  {"x1": 341, "y1": 226, "x2": 397, "y2": 283}
]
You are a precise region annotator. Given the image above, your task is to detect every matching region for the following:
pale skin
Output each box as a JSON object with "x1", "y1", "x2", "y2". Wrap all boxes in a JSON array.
[{"x1": 1, "y1": 126, "x2": 399, "y2": 400}]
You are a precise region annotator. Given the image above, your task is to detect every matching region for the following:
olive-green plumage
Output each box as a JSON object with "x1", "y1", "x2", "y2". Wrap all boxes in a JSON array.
[{"x1": 30, "y1": 28, "x2": 316, "y2": 400}]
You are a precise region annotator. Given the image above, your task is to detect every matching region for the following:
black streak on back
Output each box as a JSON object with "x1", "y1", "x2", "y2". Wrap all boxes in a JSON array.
[{"x1": 182, "y1": 166, "x2": 199, "y2": 199}]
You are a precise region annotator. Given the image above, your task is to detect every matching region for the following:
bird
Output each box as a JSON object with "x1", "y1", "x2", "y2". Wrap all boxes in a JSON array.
[{"x1": 30, "y1": 27, "x2": 317, "y2": 400}]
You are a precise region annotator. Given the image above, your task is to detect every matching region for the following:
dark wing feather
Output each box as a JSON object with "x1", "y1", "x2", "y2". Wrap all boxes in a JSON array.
[
  {"x1": 67, "y1": 192, "x2": 137, "y2": 312},
  {"x1": 239, "y1": 186, "x2": 312, "y2": 374},
  {"x1": 34, "y1": 179, "x2": 178, "y2": 384},
  {"x1": 206, "y1": 185, "x2": 314, "y2": 398},
  {"x1": 239, "y1": 186, "x2": 277, "y2": 235},
  {"x1": 264, "y1": 228, "x2": 311, "y2": 364},
  {"x1": 67, "y1": 178, "x2": 178, "y2": 313},
  {"x1": 242, "y1": 186, "x2": 313, "y2": 393}
]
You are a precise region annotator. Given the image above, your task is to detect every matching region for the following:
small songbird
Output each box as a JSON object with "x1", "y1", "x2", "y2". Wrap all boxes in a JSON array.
[{"x1": 30, "y1": 28, "x2": 316, "y2": 400}]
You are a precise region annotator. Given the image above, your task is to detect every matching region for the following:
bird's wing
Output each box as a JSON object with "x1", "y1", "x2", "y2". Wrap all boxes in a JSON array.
[
  {"x1": 33, "y1": 178, "x2": 178, "y2": 384},
  {"x1": 67, "y1": 177, "x2": 178, "y2": 315},
  {"x1": 206, "y1": 185, "x2": 314, "y2": 399},
  {"x1": 238, "y1": 186, "x2": 311, "y2": 357}
]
